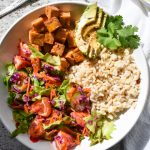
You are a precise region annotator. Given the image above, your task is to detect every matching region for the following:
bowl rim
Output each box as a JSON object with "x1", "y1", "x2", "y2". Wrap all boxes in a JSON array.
[{"x1": 0, "y1": 1, "x2": 149, "y2": 150}]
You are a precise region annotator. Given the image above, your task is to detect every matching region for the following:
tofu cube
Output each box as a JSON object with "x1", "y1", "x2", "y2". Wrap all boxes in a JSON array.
[
  {"x1": 67, "y1": 30, "x2": 76, "y2": 48},
  {"x1": 65, "y1": 48, "x2": 84, "y2": 64},
  {"x1": 45, "y1": 17, "x2": 61, "y2": 32},
  {"x1": 42, "y1": 44, "x2": 53, "y2": 54},
  {"x1": 72, "y1": 48, "x2": 85, "y2": 63},
  {"x1": 54, "y1": 28, "x2": 68, "y2": 44},
  {"x1": 29, "y1": 30, "x2": 45, "y2": 46},
  {"x1": 51, "y1": 42, "x2": 65, "y2": 56},
  {"x1": 60, "y1": 58, "x2": 70, "y2": 71},
  {"x1": 45, "y1": 6, "x2": 60, "y2": 20},
  {"x1": 60, "y1": 12, "x2": 71, "y2": 27},
  {"x1": 32, "y1": 17, "x2": 46, "y2": 33},
  {"x1": 44, "y1": 33, "x2": 54, "y2": 44}
]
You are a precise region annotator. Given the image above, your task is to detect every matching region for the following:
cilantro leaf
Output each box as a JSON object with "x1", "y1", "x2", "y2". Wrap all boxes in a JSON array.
[
  {"x1": 106, "y1": 15, "x2": 123, "y2": 30},
  {"x1": 117, "y1": 25, "x2": 140, "y2": 49},
  {"x1": 97, "y1": 15, "x2": 140, "y2": 50}
]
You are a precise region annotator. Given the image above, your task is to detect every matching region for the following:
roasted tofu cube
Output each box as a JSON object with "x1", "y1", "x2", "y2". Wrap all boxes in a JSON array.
[
  {"x1": 32, "y1": 17, "x2": 46, "y2": 33},
  {"x1": 65, "y1": 48, "x2": 85, "y2": 64},
  {"x1": 60, "y1": 12, "x2": 71, "y2": 27},
  {"x1": 44, "y1": 33, "x2": 54, "y2": 44},
  {"x1": 60, "y1": 58, "x2": 70, "y2": 71},
  {"x1": 51, "y1": 42, "x2": 65, "y2": 56},
  {"x1": 54, "y1": 28, "x2": 68, "y2": 44},
  {"x1": 31, "y1": 44, "x2": 41, "y2": 51},
  {"x1": 29, "y1": 30, "x2": 45, "y2": 46},
  {"x1": 45, "y1": 6, "x2": 60, "y2": 20},
  {"x1": 45, "y1": 17, "x2": 61, "y2": 32},
  {"x1": 42, "y1": 43, "x2": 53, "y2": 54},
  {"x1": 40, "y1": 14, "x2": 48, "y2": 21},
  {"x1": 67, "y1": 30, "x2": 76, "y2": 48}
]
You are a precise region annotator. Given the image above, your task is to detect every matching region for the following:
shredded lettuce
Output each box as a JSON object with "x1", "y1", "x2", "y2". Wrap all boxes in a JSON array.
[
  {"x1": 42, "y1": 53, "x2": 61, "y2": 66},
  {"x1": 11, "y1": 110, "x2": 34, "y2": 137},
  {"x1": 84, "y1": 113, "x2": 115, "y2": 145},
  {"x1": 43, "y1": 116, "x2": 72, "y2": 130},
  {"x1": 28, "y1": 45, "x2": 61, "y2": 66},
  {"x1": 3, "y1": 64, "x2": 16, "y2": 88},
  {"x1": 58, "y1": 79, "x2": 69, "y2": 96},
  {"x1": 7, "y1": 92, "x2": 16, "y2": 105},
  {"x1": 102, "y1": 120, "x2": 116, "y2": 140},
  {"x1": 32, "y1": 78, "x2": 51, "y2": 96}
]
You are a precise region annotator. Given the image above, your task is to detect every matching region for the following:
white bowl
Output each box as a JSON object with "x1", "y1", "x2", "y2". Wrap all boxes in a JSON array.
[
  {"x1": 0, "y1": 1, "x2": 149, "y2": 150},
  {"x1": 140, "y1": 0, "x2": 150, "y2": 8}
]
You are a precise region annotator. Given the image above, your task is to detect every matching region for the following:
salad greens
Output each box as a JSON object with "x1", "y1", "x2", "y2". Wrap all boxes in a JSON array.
[
  {"x1": 11, "y1": 110, "x2": 34, "y2": 137},
  {"x1": 29, "y1": 45, "x2": 61, "y2": 66},
  {"x1": 84, "y1": 113, "x2": 115, "y2": 145},
  {"x1": 7, "y1": 92, "x2": 16, "y2": 106},
  {"x1": 97, "y1": 15, "x2": 140, "y2": 50},
  {"x1": 3, "y1": 64, "x2": 15, "y2": 88}
]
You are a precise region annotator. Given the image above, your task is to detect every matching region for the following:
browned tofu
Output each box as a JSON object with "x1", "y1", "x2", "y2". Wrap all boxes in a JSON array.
[
  {"x1": 44, "y1": 33, "x2": 54, "y2": 44},
  {"x1": 60, "y1": 58, "x2": 70, "y2": 71},
  {"x1": 29, "y1": 30, "x2": 45, "y2": 46},
  {"x1": 51, "y1": 42, "x2": 65, "y2": 56},
  {"x1": 54, "y1": 28, "x2": 68, "y2": 44},
  {"x1": 65, "y1": 48, "x2": 85, "y2": 64},
  {"x1": 67, "y1": 30, "x2": 76, "y2": 48},
  {"x1": 31, "y1": 44, "x2": 41, "y2": 51},
  {"x1": 42, "y1": 43, "x2": 53, "y2": 54},
  {"x1": 60, "y1": 12, "x2": 71, "y2": 27},
  {"x1": 32, "y1": 17, "x2": 46, "y2": 33},
  {"x1": 45, "y1": 17, "x2": 61, "y2": 32},
  {"x1": 40, "y1": 14, "x2": 48, "y2": 21},
  {"x1": 72, "y1": 48, "x2": 85, "y2": 63},
  {"x1": 45, "y1": 6, "x2": 60, "y2": 20}
]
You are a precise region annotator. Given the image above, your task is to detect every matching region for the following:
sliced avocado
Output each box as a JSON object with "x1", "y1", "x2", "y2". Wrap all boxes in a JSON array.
[
  {"x1": 75, "y1": 3, "x2": 107, "y2": 58},
  {"x1": 101, "y1": 13, "x2": 108, "y2": 27},
  {"x1": 83, "y1": 8, "x2": 103, "y2": 38},
  {"x1": 75, "y1": 3, "x2": 98, "y2": 55}
]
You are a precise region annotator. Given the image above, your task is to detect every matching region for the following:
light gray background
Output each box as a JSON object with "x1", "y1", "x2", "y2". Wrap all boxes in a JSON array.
[{"x1": 0, "y1": 0, "x2": 123, "y2": 149}]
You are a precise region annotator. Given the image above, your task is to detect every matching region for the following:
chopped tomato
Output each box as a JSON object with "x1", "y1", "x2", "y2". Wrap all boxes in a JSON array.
[
  {"x1": 54, "y1": 131, "x2": 77, "y2": 150},
  {"x1": 28, "y1": 118, "x2": 45, "y2": 139},
  {"x1": 30, "y1": 97, "x2": 52, "y2": 117},
  {"x1": 43, "y1": 109, "x2": 62, "y2": 126},
  {"x1": 44, "y1": 130, "x2": 58, "y2": 141},
  {"x1": 70, "y1": 112, "x2": 89, "y2": 127},
  {"x1": 19, "y1": 42, "x2": 31, "y2": 58},
  {"x1": 14, "y1": 55, "x2": 31, "y2": 70}
]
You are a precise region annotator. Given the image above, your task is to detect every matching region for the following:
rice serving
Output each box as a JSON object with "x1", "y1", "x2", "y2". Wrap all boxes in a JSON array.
[{"x1": 66, "y1": 48, "x2": 140, "y2": 119}]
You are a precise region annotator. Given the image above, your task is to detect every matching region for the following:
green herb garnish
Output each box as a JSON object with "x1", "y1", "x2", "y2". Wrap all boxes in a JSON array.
[{"x1": 97, "y1": 15, "x2": 140, "y2": 50}]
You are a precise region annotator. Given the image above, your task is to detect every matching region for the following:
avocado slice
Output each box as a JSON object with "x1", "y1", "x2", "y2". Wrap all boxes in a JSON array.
[
  {"x1": 75, "y1": 3, "x2": 97, "y2": 55},
  {"x1": 75, "y1": 3, "x2": 107, "y2": 58},
  {"x1": 83, "y1": 8, "x2": 103, "y2": 38}
]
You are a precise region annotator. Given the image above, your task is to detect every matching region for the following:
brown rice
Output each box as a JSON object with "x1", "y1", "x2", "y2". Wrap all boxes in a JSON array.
[{"x1": 66, "y1": 48, "x2": 140, "y2": 119}]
